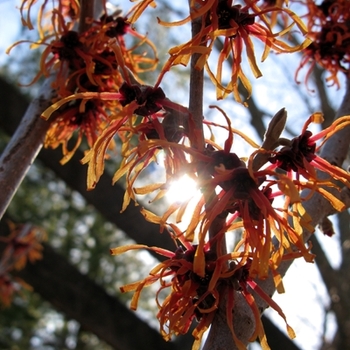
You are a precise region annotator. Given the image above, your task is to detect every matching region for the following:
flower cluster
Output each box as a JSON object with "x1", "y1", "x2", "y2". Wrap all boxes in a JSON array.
[
  {"x1": 296, "y1": 0, "x2": 350, "y2": 88},
  {"x1": 9, "y1": 0, "x2": 158, "y2": 163},
  {"x1": 150, "y1": 0, "x2": 311, "y2": 103},
  {"x1": 108, "y1": 107, "x2": 350, "y2": 348},
  {"x1": 111, "y1": 239, "x2": 295, "y2": 350},
  {"x1": 265, "y1": 113, "x2": 350, "y2": 209}
]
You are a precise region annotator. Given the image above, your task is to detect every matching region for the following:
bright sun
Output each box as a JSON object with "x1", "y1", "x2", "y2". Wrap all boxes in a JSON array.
[{"x1": 166, "y1": 175, "x2": 198, "y2": 203}]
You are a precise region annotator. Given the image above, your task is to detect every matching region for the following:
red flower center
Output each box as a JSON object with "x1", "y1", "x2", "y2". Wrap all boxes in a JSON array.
[
  {"x1": 269, "y1": 130, "x2": 316, "y2": 172},
  {"x1": 216, "y1": 2, "x2": 255, "y2": 30}
]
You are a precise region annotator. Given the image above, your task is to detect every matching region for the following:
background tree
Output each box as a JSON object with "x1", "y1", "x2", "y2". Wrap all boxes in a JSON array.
[{"x1": 0, "y1": 1, "x2": 349, "y2": 349}]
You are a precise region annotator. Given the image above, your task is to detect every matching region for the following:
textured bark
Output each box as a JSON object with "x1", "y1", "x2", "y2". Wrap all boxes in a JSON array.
[{"x1": 0, "y1": 75, "x2": 56, "y2": 220}]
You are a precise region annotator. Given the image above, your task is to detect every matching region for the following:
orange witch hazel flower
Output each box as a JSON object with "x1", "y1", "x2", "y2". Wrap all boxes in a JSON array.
[
  {"x1": 42, "y1": 74, "x2": 195, "y2": 196},
  {"x1": 111, "y1": 237, "x2": 295, "y2": 350},
  {"x1": 73, "y1": 82, "x2": 194, "y2": 191},
  {"x1": 0, "y1": 222, "x2": 46, "y2": 271},
  {"x1": 0, "y1": 223, "x2": 45, "y2": 307},
  {"x1": 264, "y1": 113, "x2": 350, "y2": 211},
  {"x1": 296, "y1": 0, "x2": 350, "y2": 89},
  {"x1": 111, "y1": 240, "x2": 219, "y2": 348},
  {"x1": 153, "y1": 0, "x2": 310, "y2": 103},
  {"x1": 10, "y1": 2, "x2": 158, "y2": 164},
  {"x1": 19, "y1": 0, "x2": 80, "y2": 33},
  {"x1": 191, "y1": 149, "x2": 315, "y2": 279}
]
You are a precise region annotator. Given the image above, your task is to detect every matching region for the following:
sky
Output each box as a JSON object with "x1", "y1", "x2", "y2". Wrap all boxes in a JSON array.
[{"x1": 0, "y1": 1, "x2": 21, "y2": 63}]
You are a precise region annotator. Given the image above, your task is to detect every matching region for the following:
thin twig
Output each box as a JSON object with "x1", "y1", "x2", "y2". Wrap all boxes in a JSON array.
[
  {"x1": 188, "y1": 2, "x2": 227, "y2": 257},
  {"x1": 79, "y1": 0, "x2": 95, "y2": 33},
  {"x1": 188, "y1": 15, "x2": 205, "y2": 150}
]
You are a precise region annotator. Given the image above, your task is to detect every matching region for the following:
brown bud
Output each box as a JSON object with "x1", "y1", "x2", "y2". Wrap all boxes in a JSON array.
[{"x1": 252, "y1": 108, "x2": 287, "y2": 171}]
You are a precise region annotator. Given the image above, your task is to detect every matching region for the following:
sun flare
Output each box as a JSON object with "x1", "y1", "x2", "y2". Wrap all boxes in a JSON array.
[{"x1": 166, "y1": 175, "x2": 198, "y2": 203}]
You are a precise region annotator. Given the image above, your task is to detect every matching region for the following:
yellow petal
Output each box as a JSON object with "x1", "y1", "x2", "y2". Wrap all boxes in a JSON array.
[
  {"x1": 140, "y1": 208, "x2": 162, "y2": 225},
  {"x1": 317, "y1": 188, "x2": 346, "y2": 211},
  {"x1": 278, "y1": 177, "x2": 300, "y2": 203},
  {"x1": 134, "y1": 183, "x2": 164, "y2": 195},
  {"x1": 110, "y1": 244, "x2": 149, "y2": 256}
]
